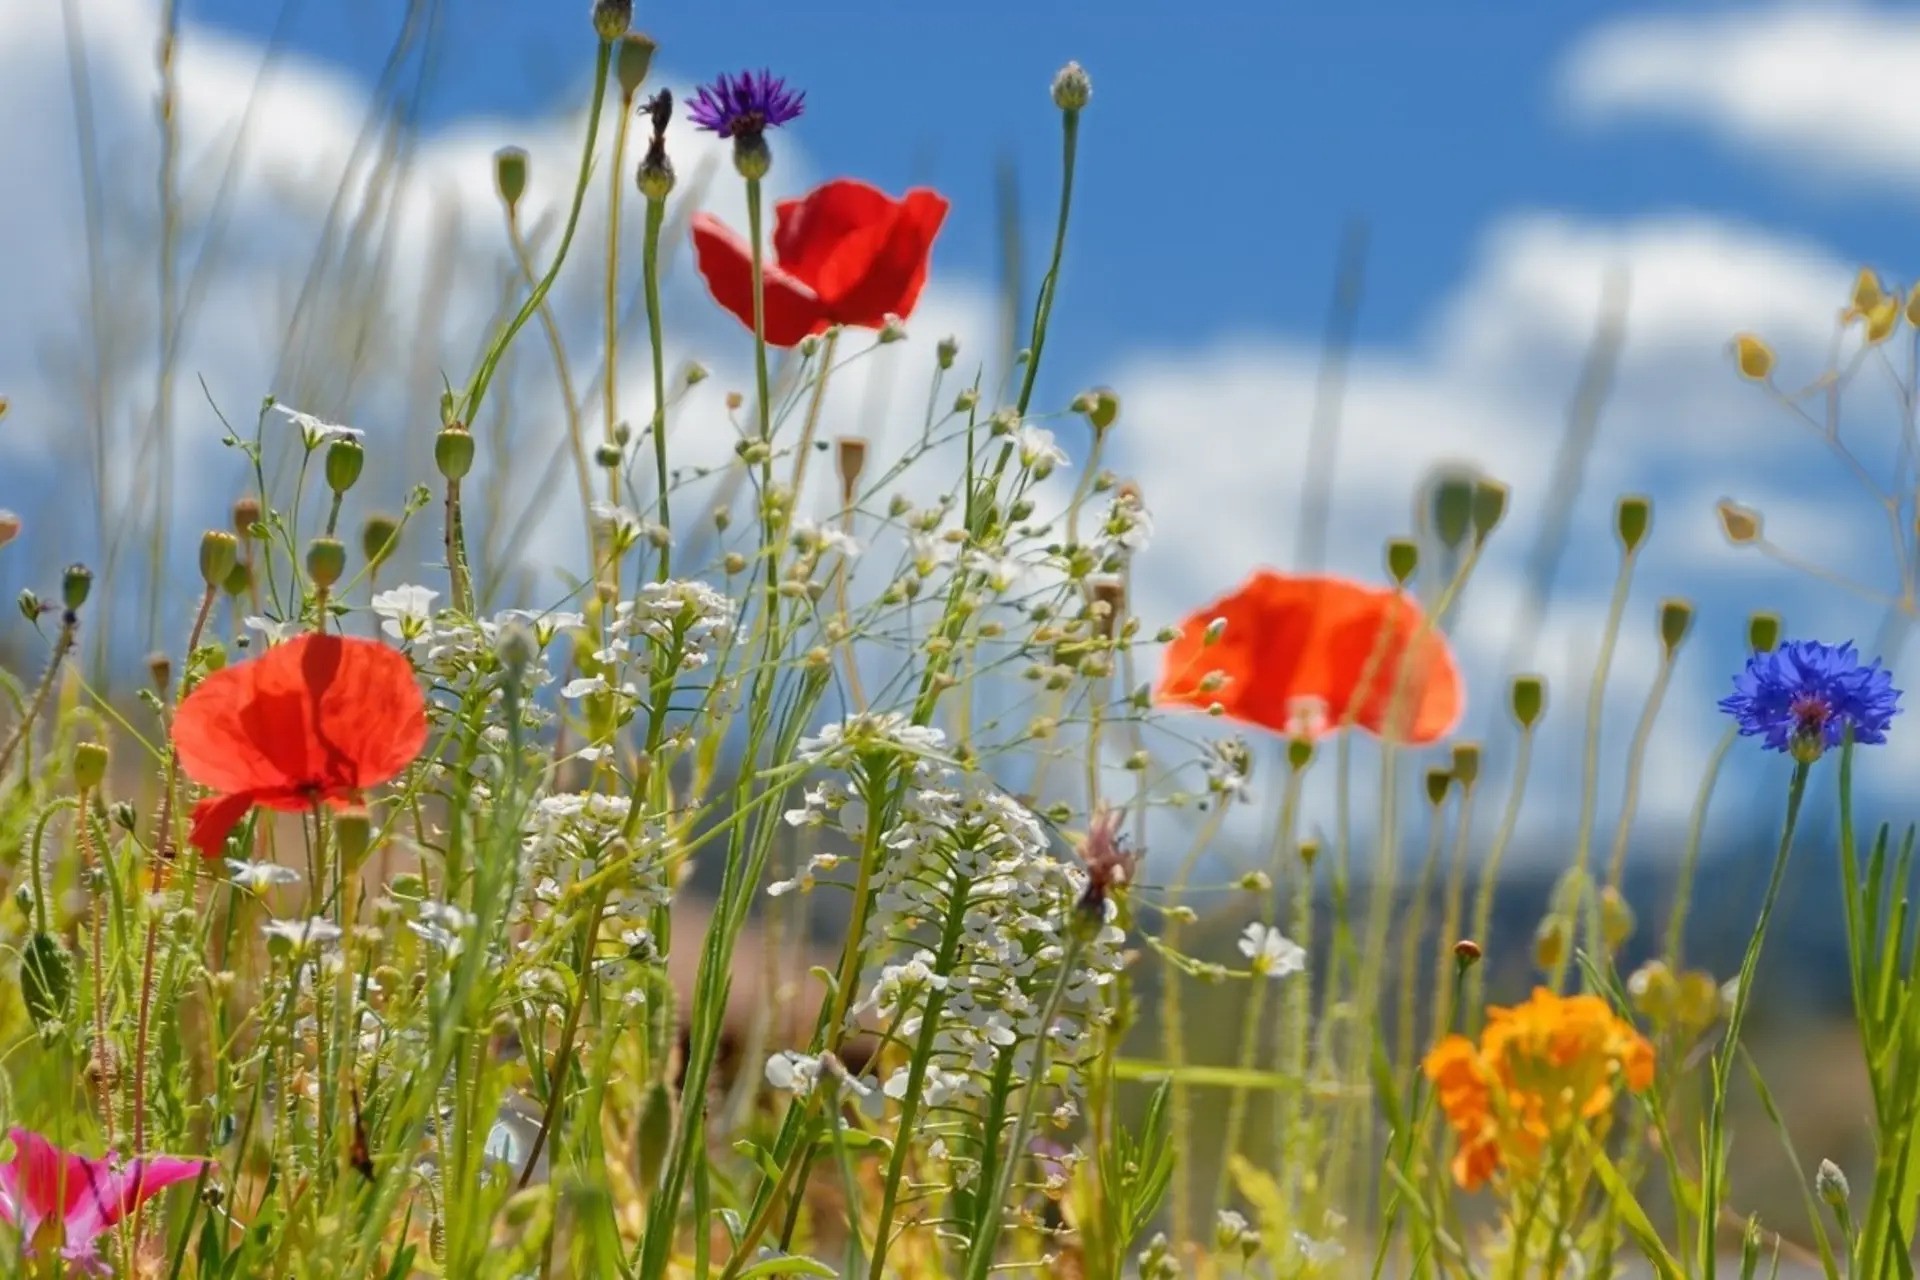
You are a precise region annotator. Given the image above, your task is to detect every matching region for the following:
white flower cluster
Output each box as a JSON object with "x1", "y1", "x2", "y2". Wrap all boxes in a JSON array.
[{"x1": 796, "y1": 712, "x2": 948, "y2": 768}]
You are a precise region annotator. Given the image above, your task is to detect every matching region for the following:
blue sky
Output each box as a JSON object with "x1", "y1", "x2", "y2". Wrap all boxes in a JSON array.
[{"x1": 9, "y1": 0, "x2": 1920, "y2": 856}]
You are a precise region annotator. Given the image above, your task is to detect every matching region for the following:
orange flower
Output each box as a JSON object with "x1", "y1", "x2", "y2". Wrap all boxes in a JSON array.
[
  {"x1": 1423, "y1": 988, "x2": 1654, "y2": 1190},
  {"x1": 172, "y1": 634, "x2": 428, "y2": 857},
  {"x1": 1156, "y1": 570, "x2": 1462, "y2": 744}
]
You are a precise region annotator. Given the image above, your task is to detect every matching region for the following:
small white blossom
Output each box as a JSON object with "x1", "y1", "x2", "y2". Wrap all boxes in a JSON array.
[
  {"x1": 1015, "y1": 425, "x2": 1069, "y2": 476},
  {"x1": 274, "y1": 403, "x2": 365, "y2": 449},
  {"x1": 764, "y1": 1051, "x2": 822, "y2": 1094},
  {"x1": 262, "y1": 916, "x2": 343, "y2": 952},
  {"x1": 226, "y1": 860, "x2": 300, "y2": 895},
  {"x1": 798, "y1": 712, "x2": 947, "y2": 765},
  {"x1": 243, "y1": 615, "x2": 296, "y2": 647},
  {"x1": 1238, "y1": 923, "x2": 1306, "y2": 979},
  {"x1": 371, "y1": 584, "x2": 438, "y2": 641}
]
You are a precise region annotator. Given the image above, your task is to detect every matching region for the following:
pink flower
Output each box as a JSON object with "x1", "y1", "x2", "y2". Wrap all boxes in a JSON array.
[{"x1": 0, "y1": 1129, "x2": 207, "y2": 1268}]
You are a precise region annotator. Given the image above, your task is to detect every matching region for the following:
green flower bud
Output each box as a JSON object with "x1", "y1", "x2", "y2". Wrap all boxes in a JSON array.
[
  {"x1": 1051, "y1": 60, "x2": 1092, "y2": 111},
  {"x1": 361, "y1": 514, "x2": 399, "y2": 569},
  {"x1": 1430, "y1": 469, "x2": 1477, "y2": 551},
  {"x1": 62, "y1": 563, "x2": 93, "y2": 612},
  {"x1": 306, "y1": 537, "x2": 347, "y2": 590},
  {"x1": 1533, "y1": 915, "x2": 1568, "y2": 972},
  {"x1": 326, "y1": 437, "x2": 365, "y2": 494},
  {"x1": 614, "y1": 32, "x2": 655, "y2": 97},
  {"x1": 1511, "y1": 674, "x2": 1546, "y2": 728},
  {"x1": 1599, "y1": 885, "x2": 1636, "y2": 948},
  {"x1": 1748, "y1": 611, "x2": 1782, "y2": 654},
  {"x1": 73, "y1": 742, "x2": 109, "y2": 791},
  {"x1": 1425, "y1": 767, "x2": 1453, "y2": 807},
  {"x1": 222, "y1": 561, "x2": 253, "y2": 598},
  {"x1": 1817, "y1": 1159, "x2": 1850, "y2": 1210},
  {"x1": 591, "y1": 0, "x2": 631, "y2": 41},
  {"x1": 1616, "y1": 494, "x2": 1652, "y2": 554},
  {"x1": 1471, "y1": 477, "x2": 1509, "y2": 544},
  {"x1": 1386, "y1": 537, "x2": 1419, "y2": 586},
  {"x1": 936, "y1": 336, "x2": 959, "y2": 370},
  {"x1": 732, "y1": 134, "x2": 771, "y2": 181},
  {"x1": 199, "y1": 531, "x2": 239, "y2": 591},
  {"x1": 1658, "y1": 597, "x2": 1694, "y2": 656},
  {"x1": 1450, "y1": 742, "x2": 1481, "y2": 788},
  {"x1": 435, "y1": 426, "x2": 475, "y2": 481},
  {"x1": 494, "y1": 147, "x2": 529, "y2": 211},
  {"x1": 21, "y1": 932, "x2": 74, "y2": 1032},
  {"x1": 1286, "y1": 736, "x2": 1315, "y2": 773}
]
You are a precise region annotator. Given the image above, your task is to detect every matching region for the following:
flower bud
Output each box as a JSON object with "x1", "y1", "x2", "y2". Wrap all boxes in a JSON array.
[
  {"x1": 146, "y1": 652, "x2": 171, "y2": 693},
  {"x1": 435, "y1": 425, "x2": 475, "y2": 481},
  {"x1": 199, "y1": 531, "x2": 238, "y2": 591},
  {"x1": 1732, "y1": 333, "x2": 1773, "y2": 381},
  {"x1": 306, "y1": 537, "x2": 347, "y2": 590},
  {"x1": 1599, "y1": 885, "x2": 1636, "y2": 948},
  {"x1": 62, "y1": 563, "x2": 93, "y2": 612},
  {"x1": 20, "y1": 933, "x2": 74, "y2": 1033},
  {"x1": 1450, "y1": 742, "x2": 1481, "y2": 788},
  {"x1": 1853, "y1": 267, "x2": 1884, "y2": 314},
  {"x1": 1748, "y1": 611, "x2": 1782, "y2": 654},
  {"x1": 732, "y1": 133, "x2": 772, "y2": 181},
  {"x1": 326, "y1": 436, "x2": 365, "y2": 494},
  {"x1": 1051, "y1": 60, "x2": 1092, "y2": 111},
  {"x1": 361, "y1": 514, "x2": 399, "y2": 569},
  {"x1": 1510, "y1": 674, "x2": 1546, "y2": 728},
  {"x1": 590, "y1": 0, "x2": 631, "y2": 40},
  {"x1": 0, "y1": 510, "x2": 19, "y2": 549},
  {"x1": 614, "y1": 32, "x2": 655, "y2": 96},
  {"x1": 73, "y1": 742, "x2": 109, "y2": 791},
  {"x1": 1533, "y1": 915, "x2": 1568, "y2": 971},
  {"x1": 1430, "y1": 470, "x2": 1477, "y2": 551},
  {"x1": 1817, "y1": 1158, "x2": 1850, "y2": 1209},
  {"x1": 1454, "y1": 939, "x2": 1482, "y2": 968},
  {"x1": 1615, "y1": 494, "x2": 1652, "y2": 554},
  {"x1": 1286, "y1": 736, "x2": 1315, "y2": 773},
  {"x1": 17, "y1": 589, "x2": 43, "y2": 622},
  {"x1": 1424, "y1": 767, "x2": 1453, "y2": 807},
  {"x1": 232, "y1": 496, "x2": 263, "y2": 540},
  {"x1": 496, "y1": 619, "x2": 538, "y2": 675},
  {"x1": 936, "y1": 335, "x2": 959, "y2": 369},
  {"x1": 1866, "y1": 296, "x2": 1901, "y2": 344},
  {"x1": 1386, "y1": 537, "x2": 1419, "y2": 585},
  {"x1": 595, "y1": 443, "x2": 623, "y2": 470},
  {"x1": 494, "y1": 147, "x2": 529, "y2": 211},
  {"x1": 222, "y1": 561, "x2": 253, "y2": 598},
  {"x1": 1658, "y1": 598, "x2": 1693, "y2": 656},
  {"x1": 1471, "y1": 477, "x2": 1508, "y2": 544},
  {"x1": 637, "y1": 138, "x2": 675, "y2": 200},
  {"x1": 684, "y1": 362, "x2": 708, "y2": 386},
  {"x1": 1716, "y1": 498, "x2": 1761, "y2": 545}
]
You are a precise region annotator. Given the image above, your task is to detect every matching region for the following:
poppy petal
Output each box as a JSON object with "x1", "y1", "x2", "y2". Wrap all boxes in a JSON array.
[
  {"x1": 811, "y1": 188, "x2": 949, "y2": 327},
  {"x1": 771, "y1": 178, "x2": 896, "y2": 285},
  {"x1": 188, "y1": 792, "x2": 259, "y2": 858},
  {"x1": 173, "y1": 658, "x2": 302, "y2": 796},
  {"x1": 690, "y1": 213, "x2": 834, "y2": 348},
  {"x1": 295, "y1": 634, "x2": 428, "y2": 788}
]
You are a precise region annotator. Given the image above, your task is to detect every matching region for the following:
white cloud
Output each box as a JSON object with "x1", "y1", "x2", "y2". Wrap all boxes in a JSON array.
[{"x1": 1561, "y1": 5, "x2": 1920, "y2": 191}]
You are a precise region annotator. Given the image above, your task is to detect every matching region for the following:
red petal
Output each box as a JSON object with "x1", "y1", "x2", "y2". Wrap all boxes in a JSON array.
[
  {"x1": 815, "y1": 188, "x2": 948, "y2": 327},
  {"x1": 298, "y1": 634, "x2": 428, "y2": 788},
  {"x1": 691, "y1": 212, "x2": 833, "y2": 348},
  {"x1": 772, "y1": 179, "x2": 896, "y2": 285},
  {"x1": 173, "y1": 651, "x2": 302, "y2": 795},
  {"x1": 188, "y1": 792, "x2": 259, "y2": 858}
]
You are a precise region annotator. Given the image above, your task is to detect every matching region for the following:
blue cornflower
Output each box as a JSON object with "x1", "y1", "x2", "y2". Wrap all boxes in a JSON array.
[
  {"x1": 685, "y1": 69, "x2": 805, "y2": 142},
  {"x1": 1719, "y1": 639, "x2": 1902, "y2": 761}
]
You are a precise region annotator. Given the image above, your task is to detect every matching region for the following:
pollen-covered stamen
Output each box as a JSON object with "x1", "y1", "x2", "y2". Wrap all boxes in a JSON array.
[{"x1": 1790, "y1": 692, "x2": 1832, "y2": 740}]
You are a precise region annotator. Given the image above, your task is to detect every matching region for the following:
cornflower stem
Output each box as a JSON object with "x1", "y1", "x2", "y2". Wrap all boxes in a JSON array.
[
  {"x1": 604, "y1": 85, "x2": 631, "y2": 482},
  {"x1": 642, "y1": 192, "x2": 671, "y2": 581},
  {"x1": 962, "y1": 927, "x2": 1086, "y2": 1280},
  {"x1": 1465, "y1": 726, "x2": 1534, "y2": 1026},
  {"x1": 1218, "y1": 758, "x2": 1304, "y2": 1208},
  {"x1": 1555, "y1": 546, "x2": 1639, "y2": 991},
  {"x1": 0, "y1": 614, "x2": 79, "y2": 785},
  {"x1": 462, "y1": 39, "x2": 612, "y2": 427},
  {"x1": 1696, "y1": 757, "x2": 1810, "y2": 1278},
  {"x1": 867, "y1": 871, "x2": 975, "y2": 1278}
]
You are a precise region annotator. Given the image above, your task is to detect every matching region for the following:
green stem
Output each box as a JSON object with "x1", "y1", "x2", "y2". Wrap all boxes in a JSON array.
[
  {"x1": 1013, "y1": 109, "x2": 1079, "y2": 418},
  {"x1": 1466, "y1": 726, "x2": 1534, "y2": 1027},
  {"x1": 642, "y1": 194, "x2": 671, "y2": 581}
]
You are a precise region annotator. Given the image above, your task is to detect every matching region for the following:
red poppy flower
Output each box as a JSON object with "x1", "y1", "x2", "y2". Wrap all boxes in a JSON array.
[
  {"x1": 1157, "y1": 570, "x2": 1463, "y2": 744},
  {"x1": 690, "y1": 178, "x2": 949, "y2": 347},
  {"x1": 172, "y1": 633, "x2": 428, "y2": 857}
]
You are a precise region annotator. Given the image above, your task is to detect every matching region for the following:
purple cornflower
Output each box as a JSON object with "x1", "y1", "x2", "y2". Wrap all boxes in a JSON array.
[
  {"x1": 1719, "y1": 639, "x2": 1901, "y2": 762},
  {"x1": 685, "y1": 69, "x2": 805, "y2": 142}
]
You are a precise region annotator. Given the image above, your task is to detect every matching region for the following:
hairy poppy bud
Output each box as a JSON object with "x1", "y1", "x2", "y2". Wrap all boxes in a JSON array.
[
  {"x1": 1732, "y1": 333, "x2": 1773, "y2": 381},
  {"x1": 21, "y1": 933, "x2": 74, "y2": 1033},
  {"x1": 1615, "y1": 494, "x2": 1652, "y2": 554},
  {"x1": 435, "y1": 426, "x2": 475, "y2": 481},
  {"x1": 614, "y1": 32, "x2": 655, "y2": 96},
  {"x1": 1386, "y1": 537, "x2": 1419, "y2": 585},
  {"x1": 361, "y1": 514, "x2": 399, "y2": 569},
  {"x1": 590, "y1": 0, "x2": 631, "y2": 40},
  {"x1": 232, "y1": 496, "x2": 263, "y2": 540},
  {"x1": 1748, "y1": 611, "x2": 1782, "y2": 654},
  {"x1": 62, "y1": 563, "x2": 93, "y2": 612},
  {"x1": 73, "y1": 742, "x2": 109, "y2": 791},
  {"x1": 306, "y1": 537, "x2": 347, "y2": 590},
  {"x1": 494, "y1": 147, "x2": 528, "y2": 211},
  {"x1": 200, "y1": 531, "x2": 238, "y2": 591},
  {"x1": 1511, "y1": 674, "x2": 1546, "y2": 728},
  {"x1": 1051, "y1": 60, "x2": 1092, "y2": 111},
  {"x1": 326, "y1": 437, "x2": 365, "y2": 494},
  {"x1": 1659, "y1": 598, "x2": 1693, "y2": 655}
]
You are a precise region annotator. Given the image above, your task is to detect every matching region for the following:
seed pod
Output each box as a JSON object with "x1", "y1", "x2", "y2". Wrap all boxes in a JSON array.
[
  {"x1": 361, "y1": 514, "x2": 400, "y2": 569},
  {"x1": 1510, "y1": 674, "x2": 1546, "y2": 728},
  {"x1": 200, "y1": 531, "x2": 239, "y2": 591},
  {"x1": 1615, "y1": 495, "x2": 1652, "y2": 554},
  {"x1": 326, "y1": 437, "x2": 365, "y2": 494},
  {"x1": 62, "y1": 563, "x2": 93, "y2": 611},
  {"x1": 1470, "y1": 478, "x2": 1509, "y2": 544},
  {"x1": 1748, "y1": 611, "x2": 1782, "y2": 654},
  {"x1": 1659, "y1": 598, "x2": 1694, "y2": 656},
  {"x1": 494, "y1": 147, "x2": 529, "y2": 211},
  {"x1": 435, "y1": 426, "x2": 475, "y2": 482},
  {"x1": 306, "y1": 537, "x2": 347, "y2": 590},
  {"x1": 1386, "y1": 538, "x2": 1419, "y2": 585},
  {"x1": 73, "y1": 742, "x2": 109, "y2": 791}
]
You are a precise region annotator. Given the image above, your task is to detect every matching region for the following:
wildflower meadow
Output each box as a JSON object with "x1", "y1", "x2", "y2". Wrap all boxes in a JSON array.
[{"x1": 8, "y1": 4, "x2": 1920, "y2": 1277}]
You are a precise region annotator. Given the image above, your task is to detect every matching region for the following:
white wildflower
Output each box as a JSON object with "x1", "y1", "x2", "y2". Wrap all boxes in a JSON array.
[
  {"x1": 1015, "y1": 425, "x2": 1068, "y2": 477},
  {"x1": 371, "y1": 584, "x2": 438, "y2": 641},
  {"x1": 1238, "y1": 923, "x2": 1306, "y2": 979},
  {"x1": 226, "y1": 860, "x2": 300, "y2": 895},
  {"x1": 262, "y1": 916, "x2": 343, "y2": 952},
  {"x1": 274, "y1": 403, "x2": 365, "y2": 449}
]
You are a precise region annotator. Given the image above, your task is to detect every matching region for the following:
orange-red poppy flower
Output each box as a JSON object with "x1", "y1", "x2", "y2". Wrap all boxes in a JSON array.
[
  {"x1": 1156, "y1": 570, "x2": 1462, "y2": 744},
  {"x1": 172, "y1": 633, "x2": 427, "y2": 857},
  {"x1": 691, "y1": 178, "x2": 949, "y2": 347}
]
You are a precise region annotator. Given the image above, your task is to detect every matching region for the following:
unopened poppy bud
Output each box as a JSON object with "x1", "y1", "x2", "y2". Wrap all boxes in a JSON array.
[
  {"x1": 1386, "y1": 537, "x2": 1419, "y2": 585},
  {"x1": 146, "y1": 652, "x2": 171, "y2": 693},
  {"x1": 361, "y1": 514, "x2": 399, "y2": 569},
  {"x1": 1732, "y1": 333, "x2": 1774, "y2": 381},
  {"x1": 494, "y1": 147, "x2": 528, "y2": 211},
  {"x1": 1051, "y1": 60, "x2": 1092, "y2": 111},
  {"x1": 1430, "y1": 469, "x2": 1476, "y2": 550},
  {"x1": 1817, "y1": 1159, "x2": 1850, "y2": 1209},
  {"x1": 1450, "y1": 742, "x2": 1481, "y2": 787},
  {"x1": 222, "y1": 561, "x2": 252, "y2": 598},
  {"x1": 1533, "y1": 915, "x2": 1568, "y2": 971},
  {"x1": 1615, "y1": 494, "x2": 1652, "y2": 554},
  {"x1": 1454, "y1": 939, "x2": 1482, "y2": 968},
  {"x1": 435, "y1": 426, "x2": 475, "y2": 481},
  {"x1": 199, "y1": 531, "x2": 238, "y2": 591},
  {"x1": 1471, "y1": 478, "x2": 1508, "y2": 544},
  {"x1": 1748, "y1": 611, "x2": 1782, "y2": 653},
  {"x1": 936, "y1": 335, "x2": 959, "y2": 369},
  {"x1": 1424, "y1": 767, "x2": 1453, "y2": 807},
  {"x1": 62, "y1": 563, "x2": 92, "y2": 612},
  {"x1": 590, "y1": 0, "x2": 631, "y2": 40},
  {"x1": 0, "y1": 510, "x2": 19, "y2": 548},
  {"x1": 326, "y1": 437, "x2": 364, "y2": 494},
  {"x1": 1658, "y1": 598, "x2": 1693, "y2": 655},
  {"x1": 732, "y1": 133, "x2": 772, "y2": 181},
  {"x1": 614, "y1": 32, "x2": 655, "y2": 96},
  {"x1": 1286, "y1": 736, "x2": 1314, "y2": 772},
  {"x1": 20, "y1": 933, "x2": 74, "y2": 1032},
  {"x1": 73, "y1": 742, "x2": 109, "y2": 791},
  {"x1": 1716, "y1": 498, "x2": 1761, "y2": 544},
  {"x1": 306, "y1": 537, "x2": 347, "y2": 589},
  {"x1": 1510, "y1": 674, "x2": 1546, "y2": 727},
  {"x1": 232, "y1": 496, "x2": 262, "y2": 540},
  {"x1": 334, "y1": 806, "x2": 373, "y2": 872},
  {"x1": 1599, "y1": 885, "x2": 1636, "y2": 948}
]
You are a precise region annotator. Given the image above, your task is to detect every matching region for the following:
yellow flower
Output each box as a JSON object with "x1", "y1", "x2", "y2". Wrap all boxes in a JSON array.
[{"x1": 1423, "y1": 988, "x2": 1654, "y2": 1191}]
